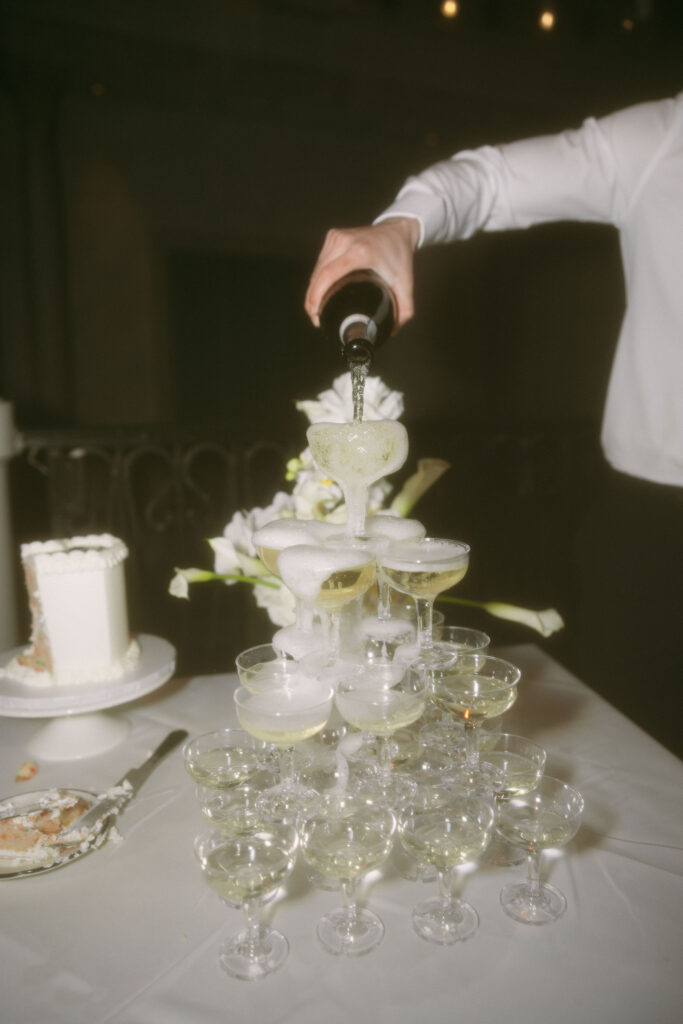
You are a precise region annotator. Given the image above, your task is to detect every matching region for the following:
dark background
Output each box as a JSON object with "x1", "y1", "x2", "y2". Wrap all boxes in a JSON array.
[{"x1": 1, "y1": 1, "x2": 681, "y2": 688}]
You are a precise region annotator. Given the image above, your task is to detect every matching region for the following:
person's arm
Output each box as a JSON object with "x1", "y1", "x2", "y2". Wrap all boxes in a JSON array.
[{"x1": 305, "y1": 96, "x2": 675, "y2": 327}]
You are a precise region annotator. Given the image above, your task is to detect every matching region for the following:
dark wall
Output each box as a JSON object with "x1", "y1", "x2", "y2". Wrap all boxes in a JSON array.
[{"x1": 1, "y1": 1, "x2": 681, "y2": 686}]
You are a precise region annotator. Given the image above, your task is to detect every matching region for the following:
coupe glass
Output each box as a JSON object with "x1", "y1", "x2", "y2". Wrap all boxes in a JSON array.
[
  {"x1": 428, "y1": 654, "x2": 521, "y2": 771},
  {"x1": 234, "y1": 681, "x2": 334, "y2": 822},
  {"x1": 194, "y1": 825, "x2": 297, "y2": 979},
  {"x1": 478, "y1": 733, "x2": 547, "y2": 866},
  {"x1": 307, "y1": 419, "x2": 409, "y2": 538},
  {"x1": 254, "y1": 519, "x2": 339, "y2": 660},
  {"x1": 278, "y1": 543, "x2": 376, "y2": 661},
  {"x1": 497, "y1": 775, "x2": 584, "y2": 925},
  {"x1": 182, "y1": 729, "x2": 264, "y2": 790},
  {"x1": 298, "y1": 792, "x2": 397, "y2": 956},
  {"x1": 195, "y1": 772, "x2": 276, "y2": 837},
  {"x1": 379, "y1": 537, "x2": 470, "y2": 667},
  {"x1": 335, "y1": 664, "x2": 427, "y2": 809},
  {"x1": 399, "y1": 785, "x2": 495, "y2": 944},
  {"x1": 418, "y1": 627, "x2": 491, "y2": 748},
  {"x1": 480, "y1": 733, "x2": 547, "y2": 799},
  {"x1": 362, "y1": 513, "x2": 425, "y2": 621},
  {"x1": 235, "y1": 643, "x2": 306, "y2": 693},
  {"x1": 392, "y1": 748, "x2": 460, "y2": 882}
]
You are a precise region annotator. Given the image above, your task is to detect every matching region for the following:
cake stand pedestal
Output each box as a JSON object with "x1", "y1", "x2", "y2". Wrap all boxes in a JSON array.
[{"x1": 0, "y1": 635, "x2": 176, "y2": 761}]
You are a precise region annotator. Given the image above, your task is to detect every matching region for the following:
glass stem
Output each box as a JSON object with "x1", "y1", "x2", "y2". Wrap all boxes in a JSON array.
[
  {"x1": 296, "y1": 600, "x2": 314, "y2": 632},
  {"x1": 377, "y1": 734, "x2": 392, "y2": 782},
  {"x1": 437, "y1": 867, "x2": 455, "y2": 920},
  {"x1": 463, "y1": 721, "x2": 479, "y2": 770},
  {"x1": 377, "y1": 577, "x2": 391, "y2": 620},
  {"x1": 414, "y1": 598, "x2": 433, "y2": 649},
  {"x1": 279, "y1": 746, "x2": 296, "y2": 787},
  {"x1": 344, "y1": 486, "x2": 366, "y2": 538},
  {"x1": 326, "y1": 610, "x2": 342, "y2": 658},
  {"x1": 241, "y1": 897, "x2": 263, "y2": 961},
  {"x1": 527, "y1": 848, "x2": 542, "y2": 898},
  {"x1": 341, "y1": 879, "x2": 358, "y2": 936}
]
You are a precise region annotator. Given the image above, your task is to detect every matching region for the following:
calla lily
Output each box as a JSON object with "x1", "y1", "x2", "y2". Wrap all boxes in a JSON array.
[
  {"x1": 390, "y1": 458, "x2": 451, "y2": 517},
  {"x1": 169, "y1": 567, "x2": 279, "y2": 599},
  {"x1": 437, "y1": 596, "x2": 564, "y2": 637}
]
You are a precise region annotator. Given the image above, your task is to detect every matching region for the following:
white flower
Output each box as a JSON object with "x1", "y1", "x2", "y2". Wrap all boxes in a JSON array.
[
  {"x1": 439, "y1": 597, "x2": 565, "y2": 638},
  {"x1": 481, "y1": 603, "x2": 565, "y2": 638},
  {"x1": 253, "y1": 581, "x2": 296, "y2": 627},
  {"x1": 292, "y1": 462, "x2": 343, "y2": 520},
  {"x1": 297, "y1": 373, "x2": 404, "y2": 424},
  {"x1": 210, "y1": 491, "x2": 295, "y2": 582}
]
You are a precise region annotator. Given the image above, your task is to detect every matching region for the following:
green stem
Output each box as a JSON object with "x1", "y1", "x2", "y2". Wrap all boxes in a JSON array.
[{"x1": 204, "y1": 571, "x2": 280, "y2": 589}]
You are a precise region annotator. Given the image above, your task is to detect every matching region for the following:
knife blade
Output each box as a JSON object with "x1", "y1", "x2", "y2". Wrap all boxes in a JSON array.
[{"x1": 62, "y1": 728, "x2": 188, "y2": 838}]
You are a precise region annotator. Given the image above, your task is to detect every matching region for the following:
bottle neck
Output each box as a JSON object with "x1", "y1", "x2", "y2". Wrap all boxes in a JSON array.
[{"x1": 340, "y1": 314, "x2": 377, "y2": 344}]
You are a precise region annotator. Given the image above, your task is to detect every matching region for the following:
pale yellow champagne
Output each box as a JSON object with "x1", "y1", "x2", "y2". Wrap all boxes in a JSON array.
[
  {"x1": 300, "y1": 820, "x2": 394, "y2": 881},
  {"x1": 336, "y1": 689, "x2": 425, "y2": 735},
  {"x1": 400, "y1": 812, "x2": 490, "y2": 868},
  {"x1": 202, "y1": 837, "x2": 294, "y2": 902},
  {"x1": 497, "y1": 807, "x2": 577, "y2": 850},
  {"x1": 235, "y1": 685, "x2": 332, "y2": 748},
  {"x1": 431, "y1": 674, "x2": 517, "y2": 722},
  {"x1": 381, "y1": 564, "x2": 468, "y2": 600},
  {"x1": 315, "y1": 562, "x2": 377, "y2": 610},
  {"x1": 307, "y1": 419, "x2": 409, "y2": 536},
  {"x1": 278, "y1": 544, "x2": 374, "y2": 609},
  {"x1": 185, "y1": 747, "x2": 260, "y2": 789},
  {"x1": 480, "y1": 751, "x2": 543, "y2": 797}
]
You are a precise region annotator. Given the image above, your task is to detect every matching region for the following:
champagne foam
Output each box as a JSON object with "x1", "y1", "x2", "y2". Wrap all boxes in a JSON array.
[{"x1": 278, "y1": 544, "x2": 372, "y2": 602}]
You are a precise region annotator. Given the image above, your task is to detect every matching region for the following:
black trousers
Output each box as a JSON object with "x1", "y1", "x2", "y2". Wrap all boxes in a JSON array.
[{"x1": 574, "y1": 464, "x2": 683, "y2": 758}]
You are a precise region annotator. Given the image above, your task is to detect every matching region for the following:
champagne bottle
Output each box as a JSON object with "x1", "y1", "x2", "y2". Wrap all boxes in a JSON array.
[{"x1": 319, "y1": 269, "x2": 396, "y2": 370}]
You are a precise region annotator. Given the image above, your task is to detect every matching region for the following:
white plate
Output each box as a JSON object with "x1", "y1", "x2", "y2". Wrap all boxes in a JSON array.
[
  {"x1": 0, "y1": 788, "x2": 100, "y2": 879},
  {"x1": 0, "y1": 635, "x2": 176, "y2": 718}
]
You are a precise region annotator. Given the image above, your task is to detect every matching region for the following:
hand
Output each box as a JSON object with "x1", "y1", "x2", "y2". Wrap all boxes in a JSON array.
[{"x1": 304, "y1": 218, "x2": 421, "y2": 329}]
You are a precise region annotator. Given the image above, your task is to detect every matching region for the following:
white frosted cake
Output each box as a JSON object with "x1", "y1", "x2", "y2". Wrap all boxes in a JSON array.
[{"x1": 7, "y1": 534, "x2": 140, "y2": 686}]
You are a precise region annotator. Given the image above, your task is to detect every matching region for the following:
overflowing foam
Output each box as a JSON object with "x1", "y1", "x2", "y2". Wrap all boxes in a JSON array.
[
  {"x1": 277, "y1": 544, "x2": 372, "y2": 603},
  {"x1": 307, "y1": 420, "x2": 409, "y2": 486},
  {"x1": 252, "y1": 519, "x2": 336, "y2": 550},
  {"x1": 366, "y1": 515, "x2": 426, "y2": 541}
]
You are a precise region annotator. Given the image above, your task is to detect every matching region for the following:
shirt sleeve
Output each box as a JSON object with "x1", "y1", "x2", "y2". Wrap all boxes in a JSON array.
[{"x1": 375, "y1": 96, "x2": 680, "y2": 246}]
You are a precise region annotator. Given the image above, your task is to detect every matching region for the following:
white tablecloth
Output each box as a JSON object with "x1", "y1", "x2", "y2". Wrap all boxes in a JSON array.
[{"x1": 2, "y1": 644, "x2": 681, "y2": 1024}]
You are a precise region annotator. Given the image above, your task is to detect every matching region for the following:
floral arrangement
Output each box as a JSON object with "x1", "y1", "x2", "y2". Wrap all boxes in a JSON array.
[{"x1": 170, "y1": 373, "x2": 563, "y2": 639}]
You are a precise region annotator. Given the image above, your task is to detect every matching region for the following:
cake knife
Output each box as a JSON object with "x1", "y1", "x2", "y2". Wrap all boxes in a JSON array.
[{"x1": 60, "y1": 727, "x2": 188, "y2": 840}]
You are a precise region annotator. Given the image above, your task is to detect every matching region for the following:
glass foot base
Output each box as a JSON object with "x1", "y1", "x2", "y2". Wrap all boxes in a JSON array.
[
  {"x1": 317, "y1": 907, "x2": 385, "y2": 956},
  {"x1": 500, "y1": 880, "x2": 567, "y2": 925},
  {"x1": 218, "y1": 928, "x2": 289, "y2": 980},
  {"x1": 412, "y1": 896, "x2": 479, "y2": 944}
]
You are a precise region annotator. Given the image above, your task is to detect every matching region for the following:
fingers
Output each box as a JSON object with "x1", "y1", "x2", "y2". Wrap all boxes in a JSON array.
[
  {"x1": 304, "y1": 228, "x2": 365, "y2": 325},
  {"x1": 304, "y1": 220, "x2": 418, "y2": 329}
]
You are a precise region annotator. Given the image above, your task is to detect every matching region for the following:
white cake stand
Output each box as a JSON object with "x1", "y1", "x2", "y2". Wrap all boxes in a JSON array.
[{"x1": 0, "y1": 635, "x2": 176, "y2": 761}]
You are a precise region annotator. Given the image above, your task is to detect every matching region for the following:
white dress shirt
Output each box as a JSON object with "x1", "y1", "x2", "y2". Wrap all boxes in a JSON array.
[{"x1": 377, "y1": 94, "x2": 683, "y2": 487}]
